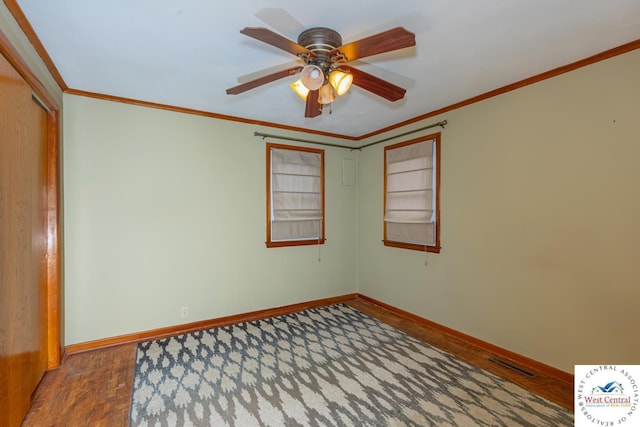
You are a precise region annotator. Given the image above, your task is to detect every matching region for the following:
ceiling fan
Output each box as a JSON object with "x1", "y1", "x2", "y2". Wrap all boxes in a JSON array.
[{"x1": 226, "y1": 26, "x2": 416, "y2": 118}]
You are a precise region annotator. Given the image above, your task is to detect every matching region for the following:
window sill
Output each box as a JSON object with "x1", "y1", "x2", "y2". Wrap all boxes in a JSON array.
[
  {"x1": 383, "y1": 240, "x2": 441, "y2": 253},
  {"x1": 266, "y1": 239, "x2": 326, "y2": 248}
]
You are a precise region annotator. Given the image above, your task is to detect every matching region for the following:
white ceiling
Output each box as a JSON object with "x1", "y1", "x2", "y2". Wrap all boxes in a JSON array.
[{"x1": 14, "y1": 0, "x2": 640, "y2": 138}]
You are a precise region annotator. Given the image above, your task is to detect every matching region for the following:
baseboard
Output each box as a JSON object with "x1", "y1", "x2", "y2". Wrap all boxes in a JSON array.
[
  {"x1": 65, "y1": 291, "x2": 573, "y2": 389},
  {"x1": 65, "y1": 293, "x2": 358, "y2": 355},
  {"x1": 355, "y1": 293, "x2": 574, "y2": 386}
]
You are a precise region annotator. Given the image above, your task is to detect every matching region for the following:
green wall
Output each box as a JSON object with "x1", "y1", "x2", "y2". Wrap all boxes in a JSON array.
[
  {"x1": 63, "y1": 96, "x2": 357, "y2": 344},
  {"x1": 357, "y1": 49, "x2": 640, "y2": 372}
]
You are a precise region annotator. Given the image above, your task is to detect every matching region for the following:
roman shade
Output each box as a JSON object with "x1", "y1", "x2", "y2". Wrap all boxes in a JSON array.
[
  {"x1": 384, "y1": 138, "x2": 437, "y2": 246},
  {"x1": 269, "y1": 145, "x2": 324, "y2": 243}
]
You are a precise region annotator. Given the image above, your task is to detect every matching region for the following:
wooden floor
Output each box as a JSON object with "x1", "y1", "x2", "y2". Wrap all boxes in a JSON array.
[{"x1": 23, "y1": 298, "x2": 573, "y2": 426}]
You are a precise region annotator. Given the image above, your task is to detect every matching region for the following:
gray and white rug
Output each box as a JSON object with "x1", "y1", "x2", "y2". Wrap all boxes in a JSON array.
[{"x1": 130, "y1": 304, "x2": 573, "y2": 426}]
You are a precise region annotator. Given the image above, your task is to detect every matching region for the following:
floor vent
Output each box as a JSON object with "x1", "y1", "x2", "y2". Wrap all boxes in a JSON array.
[{"x1": 489, "y1": 357, "x2": 537, "y2": 378}]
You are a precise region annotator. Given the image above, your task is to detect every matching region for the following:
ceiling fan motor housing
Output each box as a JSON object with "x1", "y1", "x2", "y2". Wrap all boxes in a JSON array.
[{"x1": 298, "y1": 27, "x2": 342, "y2": 72}]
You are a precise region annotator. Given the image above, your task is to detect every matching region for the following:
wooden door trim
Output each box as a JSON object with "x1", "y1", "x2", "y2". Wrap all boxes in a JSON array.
[
  {"x1": 0, "y1": 30, "x2": 59, "y2": 111},
  {"x1": 45, "y1": 110, "x2": 61, "y2": 368},
  {"x1": 0, "y1": 30, "x2": 62, "y2": 369}
]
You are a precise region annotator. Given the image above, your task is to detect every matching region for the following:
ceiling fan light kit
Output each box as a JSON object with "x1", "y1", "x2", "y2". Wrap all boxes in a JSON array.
[
  {"x1": 290, "y1": 79, "x2": 310, "y2": 100},
  {"x1": 299, "y1": 64, "x2": 325, "y2": 90},
  {"x1": 328, "y1": 70, "x2": 353, "y2": 96},
  {"x1": 318, "y1": 83, "x2": 337, "y2": 105},
  {"x1": 291, "y1": 69, "x2": 352, "y2": 105},
  {"x1": 226, "y1": 24, "x2": 415, "y2": 117}
]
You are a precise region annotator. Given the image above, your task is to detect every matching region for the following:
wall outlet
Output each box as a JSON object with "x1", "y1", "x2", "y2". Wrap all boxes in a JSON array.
[{"x1": 180, "y1": 306, "x2": 189, "y2": 319}]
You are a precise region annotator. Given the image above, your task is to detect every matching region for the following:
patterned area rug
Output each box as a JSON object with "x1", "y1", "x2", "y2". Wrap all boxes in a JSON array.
[{"x1": 130, "y1": 304, "x2": 573, "y2": 426}]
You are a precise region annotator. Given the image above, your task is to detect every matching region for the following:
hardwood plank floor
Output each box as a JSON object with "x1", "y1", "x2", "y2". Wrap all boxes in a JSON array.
[
  {"x1": 23, "y1": 343, "x2": 136, "y2": 426},
  {"x1": 22, "y1": 298, "x2": 573, "y2": 426}
]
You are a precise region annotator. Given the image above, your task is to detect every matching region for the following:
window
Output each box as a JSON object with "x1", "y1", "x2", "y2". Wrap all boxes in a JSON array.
[
  {"x1": 384, "y1": 133, "x2": 441, "y2": 253},
  {"x1": 266, "y1": 143, "x2": 325, "y2": 247}
]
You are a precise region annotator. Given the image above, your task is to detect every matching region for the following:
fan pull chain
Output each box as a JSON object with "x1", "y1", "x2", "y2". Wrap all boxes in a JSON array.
[{"x1": 424, "y1": 245, "x2": 428, "y2": 266}]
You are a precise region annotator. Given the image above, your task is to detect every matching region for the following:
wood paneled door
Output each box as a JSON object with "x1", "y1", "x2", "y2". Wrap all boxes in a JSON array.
[{"x1": 0, "y1": 48, "x2": 59, "y2": 427}]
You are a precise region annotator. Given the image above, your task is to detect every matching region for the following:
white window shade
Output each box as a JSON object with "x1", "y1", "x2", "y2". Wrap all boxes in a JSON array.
[
  {"x1": 385, "y1": 138, "x2": 437, "y2": 246},
  {"x1": 270, "y1": 147, "x2": 323, "y2": 242}
]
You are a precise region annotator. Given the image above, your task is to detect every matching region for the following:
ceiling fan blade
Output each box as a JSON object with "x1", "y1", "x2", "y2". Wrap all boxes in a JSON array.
[
  {"x1": 236, "y1": 61, "x2": 302, "y2": 84},
  {"x1": 255, "y1": 9, "x2": 305, "y2": 38},
  {"x1": 305, "y1": 90, "x2": 322, "y2": 118},
  {"x1": 330, "y1": 27, "x2": 415, "y2": 62},
  {"x1": 340, "y1": 65, "x2": 406, "y2": 102},
  {"x1": 240, "y1": 27, "x2": 314, "y2": 57},
  {"x1": 226, "y1": 66, "x2": 303, "y2": 95}
]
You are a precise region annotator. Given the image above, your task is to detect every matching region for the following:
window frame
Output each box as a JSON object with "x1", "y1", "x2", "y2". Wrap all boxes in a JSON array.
[
  {"x1": 383, "y1": 132, "x2": 441, "y2": 253},
  {"x1": 266, "y1": 142, "x2": 326, "y2": 248}
]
